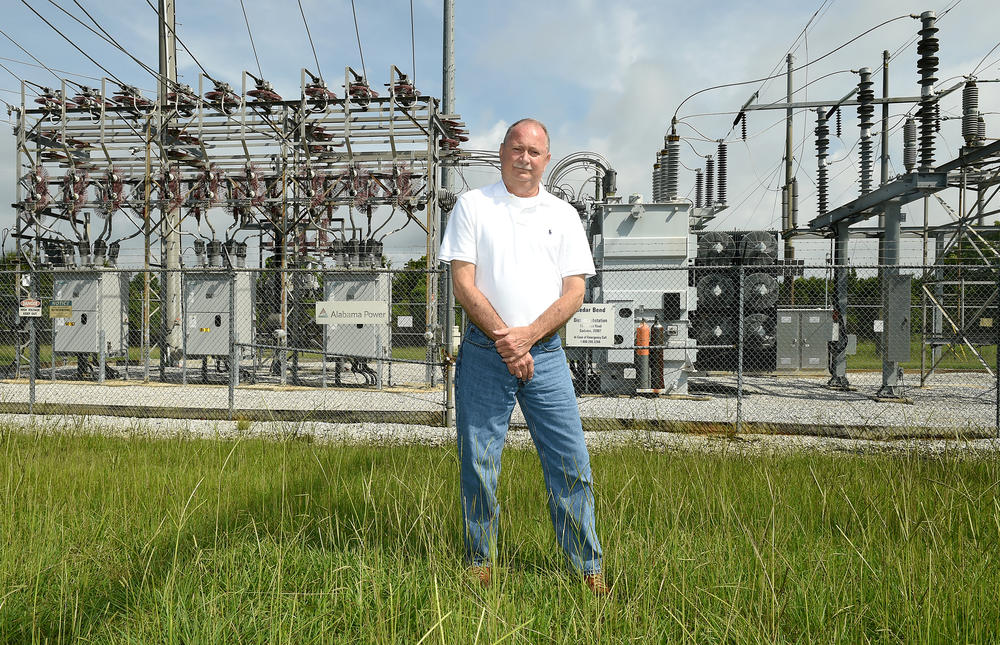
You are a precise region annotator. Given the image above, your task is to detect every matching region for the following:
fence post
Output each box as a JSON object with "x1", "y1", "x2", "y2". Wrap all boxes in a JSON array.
[
  {"x1": 28, "y1": 270, "x2": 36, "y2": 413},
  {"x1": 229, "y1": 268, "x2": 237, "y2": 420},
  {"x1": 444, "y1": 266, "x2": 455, "y2": 428},
  {"x1": 736, "y1": 264, "x2": 744, "y2": 434},
  {"x1": 98, "y1": 330, "x2": 106, "y2": 384},
  {"x1": 995, "y1": 259, "x2": 999, "y2": 437}
]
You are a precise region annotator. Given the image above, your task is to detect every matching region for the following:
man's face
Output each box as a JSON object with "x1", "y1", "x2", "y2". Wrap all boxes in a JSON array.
[{"x1": 499, "y1": 123, "x2": 551, "y2": 195}]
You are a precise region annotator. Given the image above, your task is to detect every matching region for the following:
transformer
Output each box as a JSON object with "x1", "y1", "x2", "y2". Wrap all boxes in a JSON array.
[{"x1": 580, "y1": 200, "x2": 697, "y2": 395}]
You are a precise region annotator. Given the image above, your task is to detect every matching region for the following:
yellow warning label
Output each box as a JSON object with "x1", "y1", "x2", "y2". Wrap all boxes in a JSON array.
[
  {"x1": 980, "y1": 318, "x2": 993, "y2": 328},
  {"x1": 200, "y1": 328, "x2": 210, "y2": 332},
  {"x1": 65, "y1": 322, "x2": 75, "y2": 327}
]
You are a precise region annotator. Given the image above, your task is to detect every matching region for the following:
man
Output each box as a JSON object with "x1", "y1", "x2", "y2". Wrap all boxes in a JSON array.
[{"x1": 438, "y1": 118, "x2": 607, "y2": 595}]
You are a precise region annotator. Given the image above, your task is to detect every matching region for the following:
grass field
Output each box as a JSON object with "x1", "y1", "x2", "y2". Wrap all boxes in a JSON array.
[
  {"x1": 847, "y1": 339, "x2": 997, "y2": 371},
  {"x1": 2, "y1": 426, "x2": 998, "y2": 643}
]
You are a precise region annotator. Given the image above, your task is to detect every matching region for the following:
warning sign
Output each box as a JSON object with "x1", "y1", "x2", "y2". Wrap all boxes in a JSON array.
[
  {"x1": 50, "y1": 300, "x2": 72, "y2": 318},
  {"x1": 19, "y1": 298, "x2": 42, "y2": 318},
  {"x1": 566, "y1": 305, "x2": 614, "y2": 347}
]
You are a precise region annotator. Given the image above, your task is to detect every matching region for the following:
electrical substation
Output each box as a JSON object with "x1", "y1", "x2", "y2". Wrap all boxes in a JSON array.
[
  {"x1": 2, "y1": 3, "x2": 999, "y2": 432},
  {"x1": 9, "y1": 19, "x2": 465, "y2": 388}
]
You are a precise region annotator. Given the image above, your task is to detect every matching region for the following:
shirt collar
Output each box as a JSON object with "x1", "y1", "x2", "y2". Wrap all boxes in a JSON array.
[{"x1": 493, "y1": 180, "x2": 544, "y2": 209}]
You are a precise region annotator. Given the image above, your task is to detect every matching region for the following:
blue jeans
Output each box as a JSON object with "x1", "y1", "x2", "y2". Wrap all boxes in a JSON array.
[{"x1": 455, "y1": 324, "x2": 602, "y2": 575}]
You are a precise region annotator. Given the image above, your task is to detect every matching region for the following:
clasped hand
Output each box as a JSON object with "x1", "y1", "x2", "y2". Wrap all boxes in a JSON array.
[{"x1": 493, "y1": 326, "x2": 536, "y2": 381}]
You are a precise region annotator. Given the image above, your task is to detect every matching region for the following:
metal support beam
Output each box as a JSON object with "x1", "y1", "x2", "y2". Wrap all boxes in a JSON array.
[
  {"x1": 809, "y1": 171, "x2": 948, "y2": 230},
  {"x1": 159, "y1": 0, "x2": 181, "y2": 361},
  {"x1": 827, "y1": 221, "x2": 850, "y2": 389},
  {"x1": 877, "y1": 199, "x2": 905, "y2": 398}
]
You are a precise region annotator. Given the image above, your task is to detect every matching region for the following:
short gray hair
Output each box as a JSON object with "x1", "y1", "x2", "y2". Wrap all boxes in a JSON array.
[{"x1": 502, "y1": 118, "x2": 550, "y2": 152}]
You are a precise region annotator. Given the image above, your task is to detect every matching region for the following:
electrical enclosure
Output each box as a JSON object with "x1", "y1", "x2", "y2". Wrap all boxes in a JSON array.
[{"x1": 52, "y1": 271, "x2": 127, "y2": 355}]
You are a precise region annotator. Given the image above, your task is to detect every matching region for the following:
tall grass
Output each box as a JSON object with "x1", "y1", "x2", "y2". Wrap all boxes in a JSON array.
[{"x1": 1, "y1": 425, "x2": 998, "y2": 643}]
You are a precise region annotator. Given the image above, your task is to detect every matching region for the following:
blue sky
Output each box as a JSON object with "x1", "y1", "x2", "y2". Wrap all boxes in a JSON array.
[{"x1": 1, "y1": 0, "x2": 997, "y2": 263}]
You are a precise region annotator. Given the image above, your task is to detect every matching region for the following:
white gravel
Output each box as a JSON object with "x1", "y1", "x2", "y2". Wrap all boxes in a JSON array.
[{"x1": 2, "y1": 413, "x2": 998, "y2": 459}]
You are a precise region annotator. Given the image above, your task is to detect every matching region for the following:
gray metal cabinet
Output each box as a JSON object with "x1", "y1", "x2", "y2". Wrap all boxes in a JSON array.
[
  {"x1": 52, "y1": 271, "x2": 126, "y2": 354},
  {"x1": 183, "y1": 271, "x2": 254, "y2": 357},
  {"x1": 776, "y1": 309, "x2": 833, "y2": 371},
  {"x1": 323, "y1": 272, "x2": 389, "y2": 357}
]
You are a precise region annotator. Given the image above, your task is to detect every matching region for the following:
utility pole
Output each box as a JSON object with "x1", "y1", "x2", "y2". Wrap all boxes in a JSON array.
[
  {"x1": 879, "y1": 50, "x2": 890, "y2": 267},
  {"x1": 783, "y1": 54, "x2": 795, "y2": 265},
  {"x1": 158, "y1": 0, "x2": 181, "y2": 362},
  {"x1": 441, "y1": 0, "x2": 456, "y2": 426}
]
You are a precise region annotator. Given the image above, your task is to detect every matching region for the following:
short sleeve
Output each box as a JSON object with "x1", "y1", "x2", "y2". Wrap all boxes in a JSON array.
[
  {"x1": 438, "y1": 195, "x2": 477, "y2": 265},
  {"x1": 558, "y1": 214, "x2": 596, "y2": 278}
]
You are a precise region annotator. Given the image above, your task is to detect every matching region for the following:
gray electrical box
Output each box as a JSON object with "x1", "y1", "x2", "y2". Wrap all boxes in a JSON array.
[
  {"x1": 183, "y1": 271, "x2": 254, "y2": 357},
  {"x1": 52, "y1": 271, "x2": 127, "y2": 354},
  {"x1": 883, "y1": 274, "x2": 912, "y2": 362},
  {"x1": 587, "y1": 201, "x2": 696, "y2": 394},
  {"x1": 323, "y1": 271, "x2": 389, "y2": 357},
  {"x1": 776, "y1": 309, "x2": 833, "y2": 371}
]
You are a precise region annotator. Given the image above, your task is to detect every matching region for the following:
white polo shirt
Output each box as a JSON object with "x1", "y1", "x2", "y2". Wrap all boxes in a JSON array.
[{"x1": 439, "y1": 180, "x2": 596, "y2": 328}]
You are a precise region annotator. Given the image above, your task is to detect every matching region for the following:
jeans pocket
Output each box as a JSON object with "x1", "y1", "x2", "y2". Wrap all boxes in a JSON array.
[
  {"x1": 537, "y1": 333, "x2": 562, "y2": 353},
  {"x1": 464, "y1": 325, "x2": 495, "y2": 349}
]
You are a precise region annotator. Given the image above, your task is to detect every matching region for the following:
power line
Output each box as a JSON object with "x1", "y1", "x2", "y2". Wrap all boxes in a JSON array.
[
  {"x1": 409, "y1": 0, "x2": 416, "y2": 85},
  {"x1": 350, "y1": 0, "x2": 368, "y2": 80},
  {"x1": 20, "y1": 0, "x2": 128, "y2": 87},
  {"x1": 239, "y1": 0, "x2": 263, "y2": 79},
  {"x1": 0, "y1": 27, "x2": 62, "y2": 83},
  {"x1": 142, "y1": 0, "x2": 214, "y2": 82},
  {"x1": 0, "y1": 54, "x2": 101, "y2": 82},
  {"x1": 71, "y1": 0, "x2": 162, "y2": 83},
  {"x1": 297, "y1": 0, "x2": 322, "y2": 80},
  {"x1": 44, "y1": 0, "x2": 161, "y2": 85},
  {"x1": 674, "y1": 14, "x2": 911, "y2": 120}
]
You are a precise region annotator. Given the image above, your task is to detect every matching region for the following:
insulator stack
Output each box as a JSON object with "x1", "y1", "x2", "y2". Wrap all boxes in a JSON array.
[
  {"x1": 815, "y1": 108, "x2": 830, "y2": 216},
  {"x1": 656, "y1": 148, "x2": 667, "y2": 201},
  {"x1": 665, "y1": 135, "x2": 680, "y2": 201},
  {"x1": 857, "y1": 67, "x2": 875, "y2": 196},
  {"x1": 916, "y1": 10, "x2": 939, "y2": 171},
  {"x1": 978, "y1": 115, "x2": 986, "y2": 144},
  {"x1": 716, "y1": 141, "x2": 727, "y2": 206},
  {"x1": 903, "y1": 117, "x2": 917, "y2": 173},
  {"x1": 695, "y1": 169, "x2": 704, "y2": 208},
  {"x1": 836, "y1": 108, "x2": 842, "y2": 138},
  {"x1": 652, "y1": 160, "x2": 661, "y2": 202},
  {"x1": 962, "y1": 79, "x2": 979, "y2": 148},
  {"x1": 741, "y1": 114, "x2": 747, "y2": 140},
  {"x1": 705, "y1": 155, "x2": 715, "y2": 207}
]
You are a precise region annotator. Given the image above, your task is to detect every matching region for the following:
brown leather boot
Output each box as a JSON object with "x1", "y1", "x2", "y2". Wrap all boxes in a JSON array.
[
  {"x1": 584, "y1": 572, "x2": 610, "y2": 596},
  {"x1": 467, "y1": 565, "x2": 491, "y2": 588}
]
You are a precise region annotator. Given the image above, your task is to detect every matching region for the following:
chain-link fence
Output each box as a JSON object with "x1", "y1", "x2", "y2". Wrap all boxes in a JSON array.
[{"x1": 1, "y1": 263, "x2": 997, "y2": 436}]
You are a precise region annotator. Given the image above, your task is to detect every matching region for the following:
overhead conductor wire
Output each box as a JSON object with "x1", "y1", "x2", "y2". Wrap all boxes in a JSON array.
[
  {"x1": 350, "y1": 0, "x2": 368, "y2": 80},
  {"x1": 21, "y1": 0, "x2": 129, "y2": 88},
  {"x1": 674, "y1": 14, "x2": 912, "y2": 120},
  {"x1": 69, "y1": 0, "x2": 161, "y2": 84},
  {"x1": 297, "y1": 0, "x2": 322, "y2": 80},
  {"x1": 0, "y1": 27, "x2": 62, "y2": 83},
  {"x1": 410, "y1": 0, "x2": 416, "y2": 84},
  {"x1": 239, "y1": 0, "x2": 263, "y2": 78}
]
